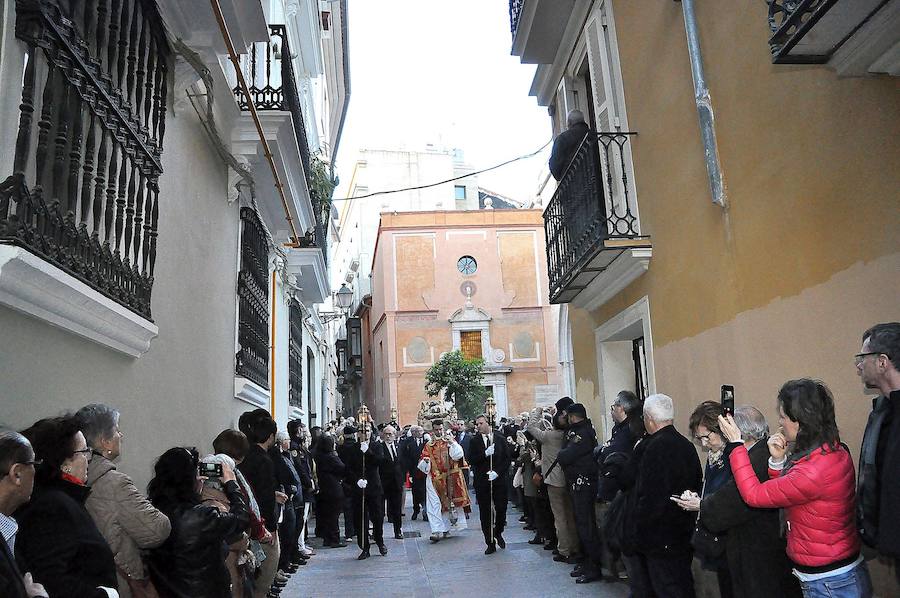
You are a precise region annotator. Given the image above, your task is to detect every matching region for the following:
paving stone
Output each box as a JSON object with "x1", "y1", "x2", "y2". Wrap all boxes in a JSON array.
[{"x1": 280, "y1": 492, "x2": 630, "y2": 597}]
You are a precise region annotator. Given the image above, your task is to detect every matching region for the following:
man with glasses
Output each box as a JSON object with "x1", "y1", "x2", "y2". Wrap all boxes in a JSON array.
[
  {"x1": 856, "y1": 322, "x2": 900, "y2": 587},
  {"x1": 0, "y1": 430, "x2": 47, "y2": 598}
]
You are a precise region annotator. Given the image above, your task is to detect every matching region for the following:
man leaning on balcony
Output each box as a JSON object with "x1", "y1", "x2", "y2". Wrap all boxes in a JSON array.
[{"x1": 549, "y1": 110, "x2": 590, "y2": 181}]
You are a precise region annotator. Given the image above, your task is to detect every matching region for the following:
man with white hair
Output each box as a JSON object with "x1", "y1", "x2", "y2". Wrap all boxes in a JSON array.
[
  {"x1": 622, "y1": 394, "x2": 702, "y2": 598},
  {"x1": 549, "y1": 109, "x2": 591, "y2": 181},
  {"x1": 379, "y1": 425, "x2": 406, "y2": 540}
]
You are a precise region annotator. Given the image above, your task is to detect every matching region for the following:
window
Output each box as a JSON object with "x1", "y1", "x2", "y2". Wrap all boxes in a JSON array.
[
  {"x1": 454, "y1": 185, "x2": 467, "y2": 200},
  {"x1": 457, "y1": 255, "x2": 477, "y2": 275},
  {"x1": 460, "y1": 330, "x2": 482, "y2": 361}
]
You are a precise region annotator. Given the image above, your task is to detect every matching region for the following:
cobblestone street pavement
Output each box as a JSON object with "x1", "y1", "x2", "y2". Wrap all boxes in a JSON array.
[{"x1": 283, "y1": 493, "x2": 631, "y2": 597}]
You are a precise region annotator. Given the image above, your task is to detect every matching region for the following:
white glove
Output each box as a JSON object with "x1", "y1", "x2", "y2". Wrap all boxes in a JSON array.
[
  {"x1": 406, "y1": 429, "x2": 412, "y2": 438},
  {"x1": 360, "y1": 441, "x2": 369, "y2": 453},
  {"x1": 98, "y1": 588, "x2": 119, "y2": 598},
  {"x1": 357, "y1": 479, "x2": 368, "y2": 489},
  {"x1": 487, "y1": 470, "x2": 499, "y2": 482},
  {"x1": 485, "y1": 444, "x2": 495, "y2": 457},
  {"x1": 423, "y1": 434, "x2": 432, "y2": 443},
  {"x1": 417, "y1": 459, "x2": 431, "y2": 474}
]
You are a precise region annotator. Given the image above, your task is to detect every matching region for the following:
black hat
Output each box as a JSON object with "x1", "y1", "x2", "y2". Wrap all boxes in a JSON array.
[
  {"x1": 555, "y1": 397, "x2": 575, "y2": 413},
  {"x1": 343, "y1": 425, "x2": 358, "y2": 435},
  {"x1": 566, "y1": 403, "x2": 587, "y2": 418}
]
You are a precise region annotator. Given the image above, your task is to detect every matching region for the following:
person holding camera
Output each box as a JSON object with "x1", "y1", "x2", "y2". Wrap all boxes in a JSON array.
[
  {"x1": 719, "y1": 379, "x2": 872, "y2": 598},
  {"x1": 147, "y1": 447, "x2": 249, "y2": 598},
  {"x1": 77, "y1": 404, "x2": 171, "y2": 598},
  {"x1": 557, "y1": 403, "x2": 604, "y2": 584}
]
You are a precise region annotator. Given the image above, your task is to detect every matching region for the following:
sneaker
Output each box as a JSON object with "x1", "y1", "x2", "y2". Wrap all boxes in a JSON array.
[{"x1": 429, "y1": 533, "x2": 441, "y2": 543}]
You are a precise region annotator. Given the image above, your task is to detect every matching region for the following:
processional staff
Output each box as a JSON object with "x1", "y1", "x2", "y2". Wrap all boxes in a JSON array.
[{"x1": 485, "y1": 396, "x2": 497, "y2": 547}]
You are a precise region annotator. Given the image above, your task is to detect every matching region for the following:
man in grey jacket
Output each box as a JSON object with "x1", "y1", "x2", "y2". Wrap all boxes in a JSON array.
[{"x1": 528, "y1": 399, "x2": 579, "y2": 563}]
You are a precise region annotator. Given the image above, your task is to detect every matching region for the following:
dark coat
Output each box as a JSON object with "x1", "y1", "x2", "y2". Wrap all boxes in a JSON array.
[
  {"x1": 595, "y1": 419, "x2": 635, "y2": 501},
  {"x1": 0, "y1": 533, "x2": 27, "y2": 598},
  {"x1": 13, "y1": 477, "x2": 118, "y2": 598},
  {"x1": 379, "y1": 441, "x2": 406, "y2": 493},
  {"x1": 342, "y1": 441, "x2": 386, "y2": 498},
  {"x1": 148, "y1": 480, "x2": 250, "y2": 598},
  {"x1": 858, "y1": 390, "x2": 900, "y2": 557},
  {"x1": 701, "y1": 440, "x2": 800, "y2": 598},
  {"x1": 400, "y1": 436, "x2": 426, "y2": 477},
  {"x1": 622, "y1": 425, "x2": 702, "y2": 556},
  {"x1": 549, "y1": 121, "x2": 590, "y2": 180},
  {"x1": 314, "y1": 449, "x2": 346, "y2": 502},
  {"x1": 270, "y1": 447, "x2": 302, "y2": 506},
  {"x1": 238, "y1": 444, "x2": 278, "y2": 532},
  {"x1": 468, "y1": 431, "x2": 512, "y2": 491},
  {"x1": 557, "y1": 418, "x2": 599, "y2": 484},
  {"x1": 290, "y1": 441, "x2": 316, "y2": 501}
]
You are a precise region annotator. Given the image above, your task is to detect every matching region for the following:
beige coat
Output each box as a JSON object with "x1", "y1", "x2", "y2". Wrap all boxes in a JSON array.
[
  {"x1": 85, "y1": 456, "x2": 171, "y2": 590},
  {"x1": 527, "y1": 412, "x2": 567, "y2": 487}
]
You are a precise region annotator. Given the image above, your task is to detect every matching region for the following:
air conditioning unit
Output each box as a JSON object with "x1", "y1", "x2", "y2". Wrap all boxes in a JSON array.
[
  {"x1": 344, "y1": 271, "x2": 355, "y2": 284},
  {"x1": 349, "y1": 258, "x2": 360, "y2": 272}
]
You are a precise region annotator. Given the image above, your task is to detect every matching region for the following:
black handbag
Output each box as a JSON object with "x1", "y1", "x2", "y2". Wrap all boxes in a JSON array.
[{"x1": 691, "y1": 477, "x2": 726, "y2": 559}]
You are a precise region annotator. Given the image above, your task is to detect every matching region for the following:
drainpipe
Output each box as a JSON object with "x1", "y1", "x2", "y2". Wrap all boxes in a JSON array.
[{"x1": 680, "y1": 0, "x2": 726, "y2": 206}]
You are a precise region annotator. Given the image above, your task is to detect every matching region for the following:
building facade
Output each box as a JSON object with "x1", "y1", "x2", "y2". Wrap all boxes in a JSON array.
[
  {"x1": 0, "y1": 0, "x2": 348, "y2": 487},
  {"x1": 365, "y1": 210, "x2": 560, "y2": 425},
  {"x1": 511, "y1": 0, "x2": 899, "y2": 591}
]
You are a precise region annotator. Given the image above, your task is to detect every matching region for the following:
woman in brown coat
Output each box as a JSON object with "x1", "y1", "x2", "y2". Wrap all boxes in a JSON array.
[{"x1": 77, "y1": 404, "x2": 171, "y2": 597}]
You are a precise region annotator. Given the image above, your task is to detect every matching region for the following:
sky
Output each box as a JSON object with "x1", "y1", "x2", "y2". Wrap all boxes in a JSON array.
[{"x1": 332, "y1": 0, "x2": 552, "y2": 204}]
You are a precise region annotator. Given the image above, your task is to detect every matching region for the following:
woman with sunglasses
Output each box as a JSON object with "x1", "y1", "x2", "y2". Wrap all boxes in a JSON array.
[
  {"x1": 147, "y1": 447, "x2": 249, "y2": 598},
  {"x1": 15, "y1": 415, "x2": 119, "y2": 597}
]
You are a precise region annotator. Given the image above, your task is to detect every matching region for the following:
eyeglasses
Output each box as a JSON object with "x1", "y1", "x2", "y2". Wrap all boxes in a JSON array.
[
  {"x1": 854, "y1": 352, "x2": 889, "y2": 366},
  {"x1": 694, "y1": 433, "x2": 714, "y2": 443},
  {"x1": 73, "y1": 448, "x2": 93, "y2": 458},
  {"x1": 20, "y1": 459, "x2": 43, "y2": 467}
]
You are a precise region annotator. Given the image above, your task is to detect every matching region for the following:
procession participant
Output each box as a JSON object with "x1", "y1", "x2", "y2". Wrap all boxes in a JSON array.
[
  {"x1": 468, "y1": 414, "x2": 511, "y2": 554},
  {"x1": 343, "y1": 422, "x2": 388, "y2": 560},
  {"x1": 402, "y1": 426, "x2": 427, "y2": 521},
  {"x1": 417, "y1": 419, "x2": 471, "y2": 542}
]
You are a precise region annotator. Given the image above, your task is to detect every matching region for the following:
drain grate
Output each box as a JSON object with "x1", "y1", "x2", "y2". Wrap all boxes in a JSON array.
[{"x1": 403, "y1": 531, "x2": 422, "y2": 538}]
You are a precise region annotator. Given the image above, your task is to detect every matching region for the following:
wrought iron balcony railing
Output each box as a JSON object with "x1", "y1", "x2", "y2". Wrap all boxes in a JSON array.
[
  {"x1": 543, "y1": 131, "x2": 640, "y2": 304},
  {"x1": 766, "y1": 0, "x2": 889, "y2": 64},
  {"x1": 232, "y1": 25, "x2": 317, "y2": 229},
  {"x1": 236, "y1": 206, "x2": 270, "y2": 389},
  {"x1": 1, "y1": 0, "x2": 171, "y2": 320},
  {"x1": 288, "y1": 299, "x2": 303, "y2": 408},
  {"x1": 509, "y1": 0, "x2": 525, "y2": 37}
]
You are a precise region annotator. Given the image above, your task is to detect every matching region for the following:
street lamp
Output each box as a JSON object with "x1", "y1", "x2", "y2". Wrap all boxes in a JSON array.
[{"x1": 319, "y1": 283, "x2": 353, "y2": 323}]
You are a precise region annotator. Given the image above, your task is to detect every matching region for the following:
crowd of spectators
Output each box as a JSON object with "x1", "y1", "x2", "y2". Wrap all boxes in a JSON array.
[{"x1": 0, "y1": 321, "x2": 897, "y2": 598}]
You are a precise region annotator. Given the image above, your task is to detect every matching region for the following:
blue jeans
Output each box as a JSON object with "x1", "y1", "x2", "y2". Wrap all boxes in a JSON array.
[{"x1": 797, "y1": 561, "x2": 873, "y2": 598}]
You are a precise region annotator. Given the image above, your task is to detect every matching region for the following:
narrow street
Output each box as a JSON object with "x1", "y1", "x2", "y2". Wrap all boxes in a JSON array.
[{"x1": 285, "y1": 495, "x2": 630, "y2": 597}]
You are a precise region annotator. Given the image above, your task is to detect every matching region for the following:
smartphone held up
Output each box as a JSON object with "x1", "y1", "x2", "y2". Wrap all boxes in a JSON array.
[{"x1": 720, "y1": 385, "x2": 735, "y2": 416}]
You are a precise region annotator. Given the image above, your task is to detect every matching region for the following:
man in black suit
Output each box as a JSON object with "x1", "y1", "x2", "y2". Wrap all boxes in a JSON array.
[
  {"x1": 379, "y1": 426, "x2": 406, "y2": 540},
  {"x1": 549, "y1": 109, "x2": 591, "y2": 181},
  {"x1": 0, "y1": 430, "x2": 46, "y2": 598},
  {"x1": 343, "y1": 423, "x2": 388, "y2": 560},
  {"x1": 401, "y1": 426, "x2": 427, "y2": 521},
  {"x1": 467, "y1": 414, "x2": 511, "y2": 554},
  {"x1": 622, "y1": 394, "x2": 702, "y2": 598}
]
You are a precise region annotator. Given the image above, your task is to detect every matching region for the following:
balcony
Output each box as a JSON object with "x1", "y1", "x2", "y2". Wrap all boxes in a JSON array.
[
  {"x1": 230, "y1": 24, "x2": 327, "y2": 254},
  {"x1": 509, "y1": 0, "x2": 579, "y2": 64},
  {"x1": 0, "y1": 0, "x2": 170, "y2": 323},
  {"x1": 543, "y1": 132, "x2": 651, "y2": 306},
  {"x1": 767, "y1": 0, "x2": 900, "y2": 76}
]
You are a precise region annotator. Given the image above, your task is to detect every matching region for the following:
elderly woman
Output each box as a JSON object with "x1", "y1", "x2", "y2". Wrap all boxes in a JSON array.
[
  {"x1": 674, "y1": 401, "x2": 734, "y2": 598},
  {"x1": 719, "y1": 379, "x2": 872, "y2": 598},
  {"x1": 693, "y1": 406, "x2": 800, "y2": 598},
  {"x1": 16, "y1": 416, "x2": 119, "y2": 598},
  {"x1": 76, "y1": 404, "x2": 171, "y2": 598}
]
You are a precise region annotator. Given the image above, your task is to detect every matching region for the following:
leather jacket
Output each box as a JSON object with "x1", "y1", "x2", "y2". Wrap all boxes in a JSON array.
[{"x1": 148, "y1": 480, "x2": 250, "y2": 598}]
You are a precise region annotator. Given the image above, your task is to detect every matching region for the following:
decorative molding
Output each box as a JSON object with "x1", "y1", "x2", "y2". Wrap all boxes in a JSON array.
[
  {"x1": 285, "y1": 247, "x2": 329, "y2": 304},
  {"x1": 0, "y1": 246, "x2": 158, "y2": 357},
  {"x1": 573, "y1": 247, "x2": 652, "y2": 312},
  {"x1": 235, "y1": 376, "x2": 270, "y2": 408}
]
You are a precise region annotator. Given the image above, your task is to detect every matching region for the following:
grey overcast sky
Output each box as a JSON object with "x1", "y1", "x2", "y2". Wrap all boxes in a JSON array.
[{"x1": 333, "y1": 0, "x2": 552, "y2": 204}]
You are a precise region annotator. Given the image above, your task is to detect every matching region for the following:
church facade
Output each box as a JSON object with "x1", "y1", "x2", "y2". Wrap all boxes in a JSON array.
[{"x1": 365, "y1": 210, "x2": 561, "y2": 425}]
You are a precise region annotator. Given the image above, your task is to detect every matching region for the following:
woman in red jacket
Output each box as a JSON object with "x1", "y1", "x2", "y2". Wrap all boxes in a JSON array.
[{"x1": 718, "y1": 379, "x2": 872, "y2": 598}]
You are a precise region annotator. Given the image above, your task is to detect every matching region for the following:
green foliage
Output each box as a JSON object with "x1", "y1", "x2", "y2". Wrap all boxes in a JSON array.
[
  {"x1": 308, "y1": 153, "x2": 338, "y2": 223},
  {"x1": 424, "y1": 350, "x2": 488, "y2": 421}
]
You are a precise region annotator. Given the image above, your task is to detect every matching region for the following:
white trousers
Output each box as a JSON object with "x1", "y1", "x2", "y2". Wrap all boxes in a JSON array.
[{"x1": 424, "y1": 475, "x2": 467, "y2": 534}]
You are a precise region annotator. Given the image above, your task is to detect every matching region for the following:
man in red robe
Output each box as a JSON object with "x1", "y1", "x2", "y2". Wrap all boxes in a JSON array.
[{"x1": 417, "y1": 419, "x2": 470, "y2": 542}]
